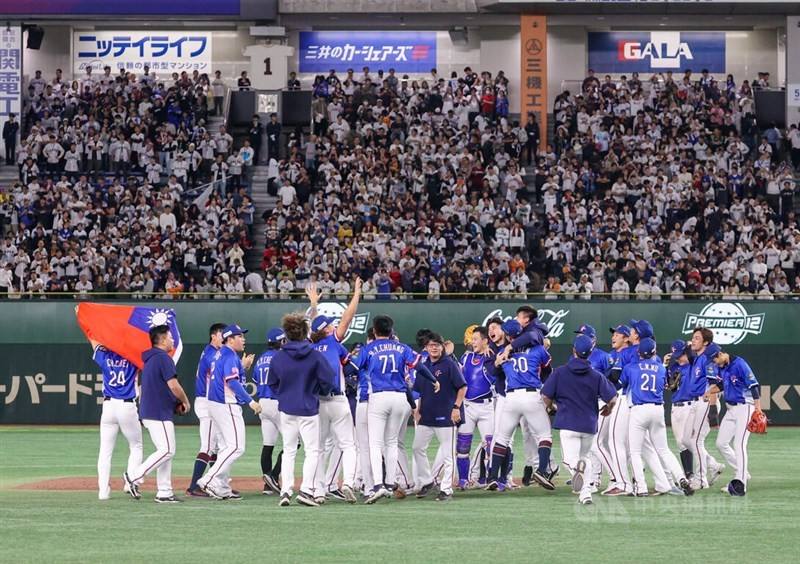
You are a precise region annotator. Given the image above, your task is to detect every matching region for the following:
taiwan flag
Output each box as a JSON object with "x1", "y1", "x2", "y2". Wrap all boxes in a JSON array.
[{"x1": 76, "y1": 303, "x2": 183, "y2": 369}]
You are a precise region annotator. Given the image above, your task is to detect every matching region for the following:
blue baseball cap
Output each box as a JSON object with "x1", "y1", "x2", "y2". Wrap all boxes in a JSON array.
[
  {"x1": 574, "y1": 324, "x2": 597, "y2": 340},
  {"x1": 705, "y1": 343, "x2": 722, "y2": 360},
  {"x1": 501, "y1": 319, "x2": 523, "y2": 338},
  {"x1": 311, "y1": 315, "x2": 335, "y2": 333},
  {"x1": 629, "y1": 319, "x2": 654, "y2": 340},
  {"x1": 638, "y1": 338, "x2": 657, "y2": 358},
  {"x1": 670, "y1": 339, "x2": 688, "y2": 357},
  {"x1": 573, "y1": 334, "x2": 594, "y2": 359},
  {"x1": 222, "y1": 324, "x2": 248, "y2": 340},
  {"x1": 266, "y1": 327, "x2": 285, "y2": 343},
  {"x1": 609, "y1": 324, "x2": 632, "y2": 337}
]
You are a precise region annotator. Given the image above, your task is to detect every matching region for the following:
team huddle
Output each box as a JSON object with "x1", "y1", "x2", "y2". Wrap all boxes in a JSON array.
[{"x1": 86, "y1": 280, "x2": 767, "y2": 506}]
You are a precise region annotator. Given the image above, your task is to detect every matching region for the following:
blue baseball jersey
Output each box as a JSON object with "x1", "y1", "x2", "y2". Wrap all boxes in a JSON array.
[
  {"x1": 253, "y1": 349, "x2": 277, "y2": 400},
  {"x1": 710, "y1": 356, "x2": 759, "y2": 404},
  {"x1": 93, "y1": 346, "x2": 137, "y2": 400},
  {"x1": 690, "y1": 352, "x2": 716, "y2": 399},
  {"x1": 356, "y1": 338, "x2": 421, "y2": 394},
  {"x1": 195, "y1": 344, "x2": 218, "y2": 399},
  {"x1": 588, "y1": 347, "x2": 612, "y2": 376},
  {"x1": 619, "y1": 360, "x2": 667, "y2": 405},
  {"x1": 313, "y1": 334, "x2": 348, "y2": 394},
  {"x1": 668, "y1": 361, "x2": 695, "y2": 403},
  {"x1": 460, "y1": 351, "x2": 496, "y2": 401},
  {"x1": 351, "y1": 347, "x2": 370, "y2": 402},
  {"x1": 207, "y1": 346, "x2": 246, "y2": 404},
  {"x1": 502, "y1": 345, "x2": 551, "y2": 391}
]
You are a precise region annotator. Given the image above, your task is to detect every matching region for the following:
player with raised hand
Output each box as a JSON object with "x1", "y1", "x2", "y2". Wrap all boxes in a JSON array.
[
  {"x1": 254, "y1": 328, "x2": 286, "y2": 495},
  {"x1": 84, "y1": 332, "x2": 142, "y2": 501},
  {"x1": 603, "y1": 324, "x2": 634, "y2": 496},
  {"x1": 197, "y1": 325, "x2": 261, "y2": 500},
  {"x1": 486, "y1": 319, "x2": 554, "y2": 491},
  {"x1": 186, "y1": 323, "x2": 225, "y2": 497},
  {"x1": 456, "y1": 325, "x2": 497, "y2": 490},
  {"x1": 308, "y1": 277, "x2": 362, "y2": 504},
  {"x1": 541, "y1": 334, "x2": 617, "y2": 505},
  {"x1": 705, "y1": 344, "x2": 764, "y2": 496},
  {"x1": 358, "y1": 315, "x2": 440, "y2": 505},
  {"x1": 619, "y1": 338, "x2": 693, "y2": 497}
]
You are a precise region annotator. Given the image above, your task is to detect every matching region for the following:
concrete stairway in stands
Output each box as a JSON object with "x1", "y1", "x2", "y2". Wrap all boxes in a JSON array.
[{"x1": 245, "y1": 164, "x2": 277, "y2": 272}]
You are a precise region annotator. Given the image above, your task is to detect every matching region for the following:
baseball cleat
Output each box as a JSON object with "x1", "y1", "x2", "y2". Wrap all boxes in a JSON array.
[
  {"x1": 634, "y1": 492, "x2": 649, "y2": 497},
  {"x1": 327, "y1": 489, "x2": 347, "y2": 502},
  {"x1": 98, "y1": 490, "x2": 110, "y2": 501},
  {"x1": 224, "y1": 492, "x2": 243, "y2": 501},
  {"x1": 666, "y1": 487, "x2": 686, "y2": 496},
  {"x1": 485, "y1": 480, "x2": 499, "y2": 491},
  {"x1": 279, "y1": 493, "x2": 291, "y2": 507},
  {"x1": 263, "y1": 474, "x2": 280, "y2": 494},
  {"x1": 199, "y1": 483, "x2": 225, "y2": 500},
  {"x1": 364, "y1": 486, "x2": 390, "y2": 505},
  {"x1": 457, "y1": 479, "x2": 469, "y2": 491},
  {"x1": 393, "y1": 487, "x2": 407, "y2": 500},
  {"x1": 601, "y1": 487, "x2": 628, "y2": 496},
  {"x1": 571, "y1": 460, "x2": 586, "y2": 493},
  {"x1": 548, "y1": 464, "x2": 560, "y2": 481},
  {"x1": 532, "y1": 469, "x2": 556, "y2": 491},
  {"x1": 314, "y1": 496, "x2": 327, "y2": 505},
  {"x1": 522, "y1": 466, "x2": 533, "y2": 486},
  {"x1": 262, "y1": 485, "x2": 274, "y2": 495},
  {"x1": 416, "y1": 482, "x2": 436, "y2": 498},
  {"x1": 123, "y1": 472, "x2": 141, "y2": 500},
  {"x1": 297, "y1": 491, "x2": 320, "y2": 507},
  {"x1": 342, "y1": 485, "x2": 357, "y2": 504},
  {"x1": 679, "y1": 478, "x2": 694, "y2": 496},
  {"x1": 435, "y1": 491, "x2": 452, "y2": 502},
  {"x1": 154, "y1": 495, "x2": 183, "y2": 503},
  {"x1": 708, "y1": 465, "x2": 725, "y2": 486},
  {"x1": 496, "y1": 481, "x2": 507, "y2": 492},
  {"x1": 579, "y1": 495, "x2": 593, "y2": 505},
  {"x1": 186, "y1": 488, "x2": 210, "y2": 498}
]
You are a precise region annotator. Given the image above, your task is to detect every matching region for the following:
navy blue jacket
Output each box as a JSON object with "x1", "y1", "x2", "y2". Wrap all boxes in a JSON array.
[
  {"x1": 541, "y1": 357, "x2": 616, "y2": 434},
  {"x1": 268, "y1": 341, "x2": 335, "y2": 416}
]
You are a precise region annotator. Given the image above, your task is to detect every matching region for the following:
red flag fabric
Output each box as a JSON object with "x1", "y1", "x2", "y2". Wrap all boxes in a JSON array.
[{"x1": 76, "y1": 303, "x2": 183, "y2": 369}]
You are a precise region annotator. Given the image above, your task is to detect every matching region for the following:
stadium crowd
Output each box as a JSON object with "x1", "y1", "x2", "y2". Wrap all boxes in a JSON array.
[{"x1": 1, "y1": 64, "x2": 799, "y2": 299}]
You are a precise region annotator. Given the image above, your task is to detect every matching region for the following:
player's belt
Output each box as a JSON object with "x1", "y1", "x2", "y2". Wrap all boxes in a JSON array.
[
  {"x1": 327, "y1": 391, "x2": 344, "y2": 397},
  {"x1": 104, "y1": 397, "x2": 134, "y2": 403},
  {"x1": 633, "y1": 402, "x2": 663, "y2": 406},
  {"x1": 673, "y1": 396, "x2": 707, "y2": 407},
  {"x1": 466, "y1": 397, "x2": 492, "y2": 404},
  {"x1": 508, "y1": 387, "x2": 539, "y2": 393},
  {"x1": 726, "y1": 401, "x2": 745, "y2": 406}
]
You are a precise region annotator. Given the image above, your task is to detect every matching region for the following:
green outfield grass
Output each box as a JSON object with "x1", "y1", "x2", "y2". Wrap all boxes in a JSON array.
[{"x1": 1, "y1": 425, "x2": 799, "y2": 563}]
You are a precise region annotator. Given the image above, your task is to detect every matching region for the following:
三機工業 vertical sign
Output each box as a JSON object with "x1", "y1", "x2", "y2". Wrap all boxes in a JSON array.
[
  {"x1": 0, "y1": 26, "x2": 22, "y2": 159},
  {"x1": 520, "y1": 15, "x2": 547, "y2": 151}
]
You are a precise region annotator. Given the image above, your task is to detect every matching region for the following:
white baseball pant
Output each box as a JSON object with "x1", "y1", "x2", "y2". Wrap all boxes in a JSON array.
[
  {"x1": 194, "y1": 396, "x2": 219, "y2": 455},
  {"x1": 279, "y1": 412, "x2": 321, "y2": 496},
  {"x1": 396, "y1": 415, "x2": 414, "y2": 490},
  {"x1": 258, "y1": 398, "x2": 281, "y2": 445},
  {"x1": 198, "y1": 402, "x2": 246, "y2": 497},
  {"x1": 493, "y1": 394, "x2": 518, "y2": 482},
  {"x1": 314, "y1": 396, "x2": 357, "y2": 496},
  {"x1": 355, "y1": 401, "x2": 373, "y2": 492},
  {"x1": 716, "y1": 403, "x2": 753, "y2": 489},
  {"x1": 413, "y1": 425, "x2": 457, "y2": 495},
  {"x1": 129, "y1": 419, "x2": 176, "y2": 498},
  {"x1": 672, "y1": 399, "x2": 721, "y2": 486},
  {"x1": 367, "y1": 391, "x2": 410, "y2": 489},
  {"x1": 560, "y1": 429, "x2": 598, "y2": 498},
  {"x1": 461, "y1": 400, "x2": 494, "y2": 482},
  {"x1": 97, "y1": 399, "x2": 142, "y2": 499},
  {"x1": 628, "y1": 404, "x2": 685, "y2": 495},
  {"x1": 594, "y1": 398, "x2": 613, "y2": 486},
  {"x1": 494, "y1": 389, "x2": 552, "y2": 449}
]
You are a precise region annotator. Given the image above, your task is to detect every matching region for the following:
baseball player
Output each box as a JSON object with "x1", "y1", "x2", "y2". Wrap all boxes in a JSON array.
[
  {"x1": 87, "y1": 335, "x2": 142, "y2": 501},
  {"x1": 357, "y1": 315, "x2": 439, "y2": 504},
  {"x1": 706, "y1": 344, "x2": 763, "y2": 496},
  {"x1": 541, "y1": 334, "x2": 617, "y2": 505},
  {"x1": 601, "y1": 324, "x2": 634, "y2": 496},
  {"x1": 197, "y1": 325, "x2": 261, "y2": 500},
  {"x1": 352, "y1": 332, "x2": 374, "y2": 495},
  {"x1": 267, "y1": 313, "x2": 336, "y2": 507},
  {"x1": 124, "y1": 325, "x2": 190, "y2": 503},
  {"x1": 186, "y1": 323, "x2": 225, "y2": 497},
  {"x1": 664, "y1": 339, "x2": 696, "y2": 483},
  {"x1": 487, "y1": 320, "x2": 554, "y2": 491},
  {"x1": 619, "y1": 338, "x2": 693, "y2": 497},
  {"x1": 254, "y1": 328, "x2": 286, "y2": 495},
  {"x1": 680, "y1": 327, "x2": 726, "y2": 488},
  {"x1": 412, "y1": 333, "x2": 467, "y2": 502}
]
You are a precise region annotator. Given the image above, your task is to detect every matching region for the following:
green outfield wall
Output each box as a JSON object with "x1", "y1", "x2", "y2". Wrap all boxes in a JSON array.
[{"x1": 1, "y1": 300, "x2": 798, "y2": 424}]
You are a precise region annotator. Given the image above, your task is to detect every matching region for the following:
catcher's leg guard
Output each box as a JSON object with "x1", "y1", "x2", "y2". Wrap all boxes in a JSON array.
[{"x1": 456, "y1": 433, "x2": 472, "y2": 481}]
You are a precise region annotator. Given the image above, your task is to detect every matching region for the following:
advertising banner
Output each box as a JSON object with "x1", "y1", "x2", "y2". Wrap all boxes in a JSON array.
[
  {"x1": 73, "y1": 31, "x2": 212, "y2": 74},
  {"x1": 0, "y1": 26, "x2": 22, "y2": 160},
  {"x1": 1, "y1": 300, "x2": 799, "y2": 425},
  {"x1": 0, "y1": 0, "x2": 240, "y2": 15},
  {"x1": 520, "y1": 15, "x2": 548, "y2": 150},
  {"x1": 298, "y1": 31, "x2": 436, "y2": 73},
  {"x1": 588, "y1": 31, "x2": 725, "y2": 74}
]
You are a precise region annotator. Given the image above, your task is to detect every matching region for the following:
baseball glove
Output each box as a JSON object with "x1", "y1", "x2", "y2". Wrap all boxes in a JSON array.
[
  {"x1": 666, "y1": 368, "x2": 682, "y2": 392},
  {"x1": 463, "y1": 324, "x2": 479, "y2": 346},
  {"x1": 747, "y1": 410, "x2": 768, "y2": 434}
]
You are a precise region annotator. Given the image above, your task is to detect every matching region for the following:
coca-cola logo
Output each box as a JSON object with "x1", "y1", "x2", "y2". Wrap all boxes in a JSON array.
[{"x1": 481, "y1": 308, "x2": 570, "y2": 339}]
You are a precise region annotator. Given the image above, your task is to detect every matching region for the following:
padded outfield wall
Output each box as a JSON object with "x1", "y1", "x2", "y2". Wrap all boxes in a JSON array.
[{"x1": 0, "y1": 300, "x2": 798, "y2": 424}]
